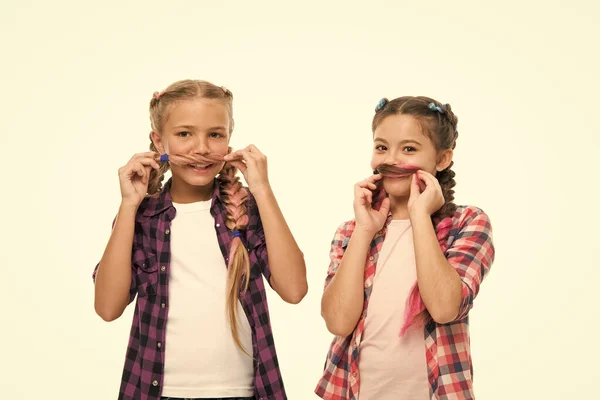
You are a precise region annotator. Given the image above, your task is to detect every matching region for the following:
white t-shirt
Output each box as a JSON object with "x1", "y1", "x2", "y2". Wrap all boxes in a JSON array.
[
  {"x1": 161, "y1": 200, "x2": 254, "y2": 398},
  {"x1": 358, "y1": 220, "x2": 429, "y2": 400}
]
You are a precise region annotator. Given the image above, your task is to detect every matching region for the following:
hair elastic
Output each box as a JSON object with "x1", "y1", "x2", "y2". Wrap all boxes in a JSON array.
[
  {"x1": 375, "y1": 98, "x2": 388, "y2": 111},
  {"x1": 428, "y1": 102, "x2": 445, "y2": 114},
  {"x1": 232, "y1": 230, "x2": 241, "y2": 238},
  {"x1": 159, "y1": 153, "x2": 169, "y2": 163}
]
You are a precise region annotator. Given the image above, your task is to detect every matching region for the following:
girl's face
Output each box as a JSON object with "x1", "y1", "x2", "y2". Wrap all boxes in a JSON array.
[
  {"x1": 371, "y1": 114, "x2": 452, "y2": 197},
  {"x1": 152, "y1": 97, "x2": 231, "y2": 189}
]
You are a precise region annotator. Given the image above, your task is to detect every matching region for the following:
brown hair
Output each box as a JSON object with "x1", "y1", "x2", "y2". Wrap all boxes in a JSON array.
[
  {"x1": 147, "y1": 79, "x2": 251, "y2": 356},
  {"x1": 372, "y1": 96, "x2": 459, "y2": 222}
]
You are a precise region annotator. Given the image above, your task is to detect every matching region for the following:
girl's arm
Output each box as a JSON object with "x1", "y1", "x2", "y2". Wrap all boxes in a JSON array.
[
  {"x1": 224, "y1": 145, "x2": 307, "y2": 304},
  {"x1": 93, "y1": 204, "x2": 137, "y2": 321},
  {"x1": 409, "y1": 171, "x2": 495, "y2": 323},
  {"x1": 411, "y1": 210, "x2": 462, "y2": 323},
  {"x1": 320, "y1": 225, "x2": 372, "y2": 337},
  {"x1": 93, "y1": 151, "x2": 158, "y2": 321},
  {"x1": 321, "y1": 174, "x2": 390, "y2": 337},
  {"x1": 252, "y1": 186, "x2": 307, "y2": 304}
]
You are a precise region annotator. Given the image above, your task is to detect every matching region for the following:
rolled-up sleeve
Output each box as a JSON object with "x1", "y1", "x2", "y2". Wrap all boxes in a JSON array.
[
  {"x1": 446, "y1": 207, "x2": 495, "y2": 321},
  {"x1": 324, "y1": 221, "x2": 352, "y2": 290}
]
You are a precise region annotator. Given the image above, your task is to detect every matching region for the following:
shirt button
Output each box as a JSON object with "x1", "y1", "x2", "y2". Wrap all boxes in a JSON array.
[
  {"x1": 161, "y1": 303, "x2": 166, "y2": 308},
  {"x1": 161, "y1": 265, "x2": 166, "y2": 272},
  {"x1": 369, "y1": 256, "x2": 374, "y2": 261},
  {"x1": 152, "y1": 380, "x2": 158, "y2": 386},
  {"x1": 165, "y1": 229, "x2": 170, "y2": 234},
  {"x1": 216, "y1": 223, "x2": 220, "y2": 227},
  {"x1": 157, "y1": 342, "x2": 162, "y2": 348}
]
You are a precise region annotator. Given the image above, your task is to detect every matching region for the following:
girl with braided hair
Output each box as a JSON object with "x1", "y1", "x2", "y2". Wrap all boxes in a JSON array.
[
  {"x1": 92, "y1": 79, "x2": 307, "y2": 400},
  {"x1": 316, "y1": 96, "x2": 495, "y2": 399}
]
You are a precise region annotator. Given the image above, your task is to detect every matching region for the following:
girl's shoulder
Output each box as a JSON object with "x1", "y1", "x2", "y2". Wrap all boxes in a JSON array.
[{"x1": 451, "y1": 205, "x2": 493, "y2": 234}]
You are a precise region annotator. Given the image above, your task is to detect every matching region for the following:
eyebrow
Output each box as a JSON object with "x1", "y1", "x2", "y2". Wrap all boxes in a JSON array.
[
  {"x1": 173, "y1": 125, "x2": 227, "y2": 132},
  {"x1": 373, "y1": 137, "x2": 422, "y2": 146},
  {"x1": 399, "y1": 139, "x2": 422, "y2": 146}
]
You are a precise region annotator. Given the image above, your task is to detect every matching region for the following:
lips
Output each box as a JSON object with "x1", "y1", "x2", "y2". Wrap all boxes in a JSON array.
[{"x1": 189, "y1": 163, "x2": 213, "y2": 169}]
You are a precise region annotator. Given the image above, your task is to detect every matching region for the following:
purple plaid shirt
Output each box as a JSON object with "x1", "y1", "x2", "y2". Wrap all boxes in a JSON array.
[{"x1": 92, "y1": 179, "x2": 287, "y2": 400}]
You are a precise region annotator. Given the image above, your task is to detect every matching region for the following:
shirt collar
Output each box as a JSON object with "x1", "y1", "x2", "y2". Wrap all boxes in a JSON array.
[{"x1": 141, "y1": 178, "x2": 223, "y2": 217}]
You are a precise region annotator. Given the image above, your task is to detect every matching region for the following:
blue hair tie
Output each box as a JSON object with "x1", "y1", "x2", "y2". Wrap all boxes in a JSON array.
[
  {"x1": 159, "y1": 153, "x2": 169, "y2": 163},
  {"x1": 375, "y1": 98, "x2": 388, "y2": 111},
  {"x1": 428, "y1": 103, "x2": 445, "y2": 114},
  {"x1": 232, "y1": 230, "x2": 241, "y2": 238}
]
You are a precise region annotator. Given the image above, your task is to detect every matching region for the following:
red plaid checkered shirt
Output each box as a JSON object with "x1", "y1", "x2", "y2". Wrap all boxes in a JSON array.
[
  {"x1": 93, "y1": 179, "x2": 287, "y2": 400},
  {"x1": 315, "y1": 205, "x2": 495, "y2": 400}
]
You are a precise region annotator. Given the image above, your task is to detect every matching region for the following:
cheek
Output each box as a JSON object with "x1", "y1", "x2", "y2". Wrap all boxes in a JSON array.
[
  {"x1": 212, "y1": 141, "x2": 229, "y2": 153},
  {"x1": 370, "y1": 154, "x2": 383, "y2": 170}
]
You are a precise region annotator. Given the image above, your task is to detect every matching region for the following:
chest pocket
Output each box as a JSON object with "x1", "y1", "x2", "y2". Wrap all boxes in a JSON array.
[{"x1": 132, "y1": 248, "x2": 159, "y2": 297}]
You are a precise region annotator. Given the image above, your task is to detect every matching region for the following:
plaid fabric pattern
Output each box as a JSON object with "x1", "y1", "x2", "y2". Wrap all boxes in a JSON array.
[
  {"x1": 315, "y1": 206, "x2": 495, "y2": 400},
  {"x1": 93, "y1": 179, "x2": 286, "y2": 400}
]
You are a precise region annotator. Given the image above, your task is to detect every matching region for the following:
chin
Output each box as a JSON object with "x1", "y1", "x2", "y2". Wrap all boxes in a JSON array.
[{"x1": 382, "y1": 177, "x2": 411, "y2": 197}]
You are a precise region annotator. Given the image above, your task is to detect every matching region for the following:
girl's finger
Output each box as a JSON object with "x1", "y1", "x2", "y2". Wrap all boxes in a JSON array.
[
  {"x1": 368, "y1": 173, "x2": 383, "y2": 183},
  {"x1": 410, "y1": 174, "x2": 421, "y2": 197},
  {"x1": 247, "y1": 144, "x2": 263, "y2": 155},
  {"x1": 361, "y1": 188, "x2": 373, "y2": 205},
  {"x1": 358, "y1": 180, "x2": 377, "y2": 190},
  {"x1": 224, "y1": 150, "x2": 243, "y2": 160},
  {"x1": 142, "y1": 165, "x2": 151, "y2": 184},
  {"x1": 416, "y1": 171, "x2": 438, "y2": 192},
  {"x1": 227, "y1": 160, "x2": 248, "y2": 173},
  {"x1": 379, "y1": 197, "x2": 391, "y2": 216},
  {"x1": 133, "y1": 151, "x2": 157, "y2": 157},
  {"x1": 138, "y1": 156, "x2": 161, "y2": 170}
]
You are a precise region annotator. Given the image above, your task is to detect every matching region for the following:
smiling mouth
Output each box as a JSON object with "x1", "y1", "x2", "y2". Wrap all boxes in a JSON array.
[{"x1": 189, "y1": 163, "x2": 213, "y2": 170}]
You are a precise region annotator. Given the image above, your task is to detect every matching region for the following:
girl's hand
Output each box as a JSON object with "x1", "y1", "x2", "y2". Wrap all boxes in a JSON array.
[
  {"x1": 408, "y1": 170, "x2": 445, "y2": 217},
  {"x1": 223, "y1": 144, "x2": 271, "y2": 194},
  {"x1": 118, "y1": 152, "x2": 160, "y2": 208},
  {"x1": 353, "y1": 174, "x2": 390, "y2": 235}
]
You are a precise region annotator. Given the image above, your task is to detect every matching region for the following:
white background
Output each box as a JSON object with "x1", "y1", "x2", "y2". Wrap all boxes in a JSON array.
[{"x1": 1, "y1": 1, "x2": 599, "y2": 399}]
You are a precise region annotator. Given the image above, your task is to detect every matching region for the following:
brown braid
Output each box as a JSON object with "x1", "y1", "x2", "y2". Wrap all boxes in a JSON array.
[
  {"x1": 217, "y1": 162, "x2": 252, "y2": 356},
  {"x1": 148, "y1": 139, "x2": 170, "y2": 195}
]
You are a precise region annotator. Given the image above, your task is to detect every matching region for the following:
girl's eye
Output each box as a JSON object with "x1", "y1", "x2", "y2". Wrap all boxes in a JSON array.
[
  {"x1": 209, "y1": 132, "x2": 224, "y2": 138},
  {"x1": 178, "y1": 131, "x2": 191, "y2": 137},
  {"x1": 403, "y1": 146, "x2": 416, "y2": 152},
  {"x1": 375, "y1": 145, "x2": 387, "y2": 151}
]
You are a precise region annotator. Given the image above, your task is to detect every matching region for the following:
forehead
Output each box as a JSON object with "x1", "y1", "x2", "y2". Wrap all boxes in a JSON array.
[
  {"x1": 374, "y1": 114, "x2": 427, "y2": 141},
  {"x1": 163, "y1": 98, "x2": 229, "y2": 130}
]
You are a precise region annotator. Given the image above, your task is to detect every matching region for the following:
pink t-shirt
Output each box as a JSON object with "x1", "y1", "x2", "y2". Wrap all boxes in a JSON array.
[{"x1": 358, "y1": 220, "x2": 429, "y2": 400}]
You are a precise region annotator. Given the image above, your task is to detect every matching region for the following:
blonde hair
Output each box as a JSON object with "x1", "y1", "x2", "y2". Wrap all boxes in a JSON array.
[{"x1": 148, "y1": 79, "x2": 251, "y2": 355}]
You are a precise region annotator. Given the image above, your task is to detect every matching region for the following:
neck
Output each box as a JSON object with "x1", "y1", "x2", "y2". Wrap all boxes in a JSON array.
[
  {"x1": 170, "y1": 176, "x2": 215, "y2": 203},
  {"x1": 389, "y1": 195, "x2": 410, "y2": 220}
]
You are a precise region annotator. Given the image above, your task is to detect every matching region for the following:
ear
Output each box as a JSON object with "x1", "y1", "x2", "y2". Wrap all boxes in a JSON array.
[
  {"x1": 150, "y1": 131, "x2": 166, "y2": 154},
  {"x1": 436, "y1": 149, "x2": 453, "y2": 172}
]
